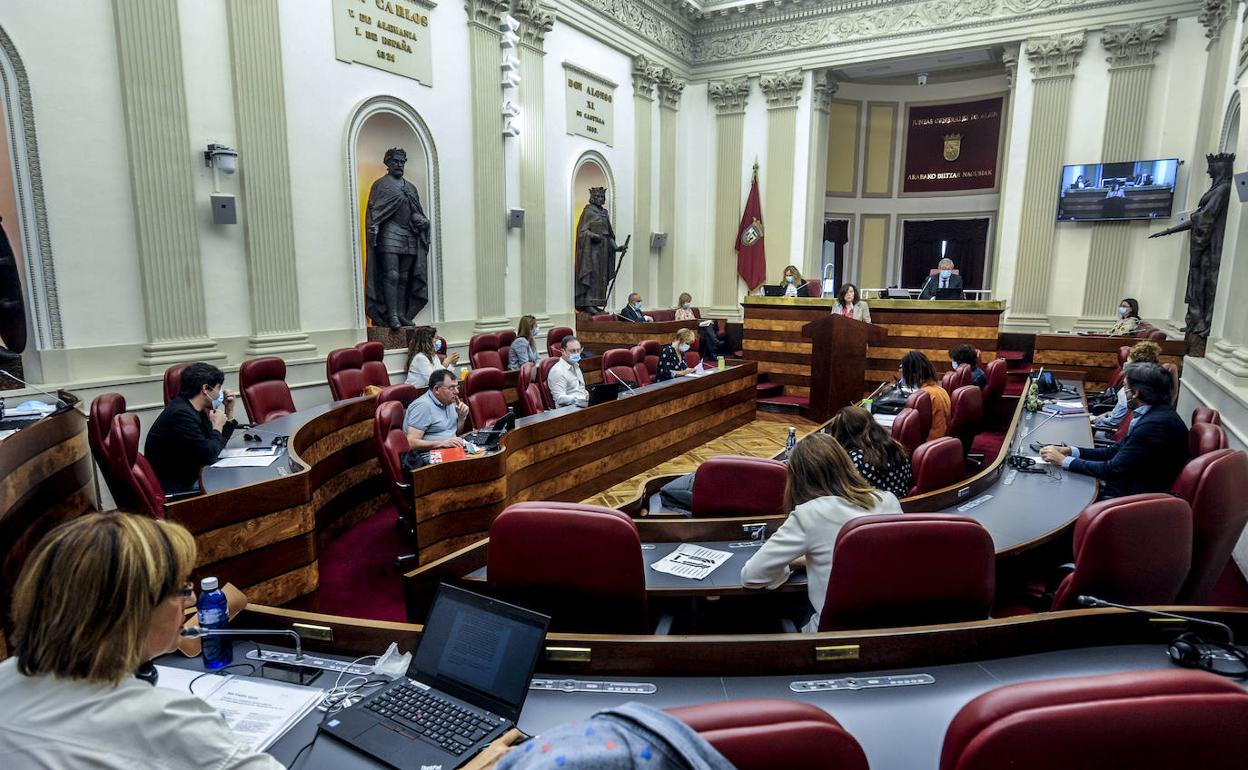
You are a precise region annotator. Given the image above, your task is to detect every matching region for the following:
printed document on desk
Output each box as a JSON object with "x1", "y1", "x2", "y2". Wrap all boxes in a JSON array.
[
  {"x1": 651, "y1": 543, "x2": 732, "y2": 580},
  {"x1": 219, "y1": 446, "x2": 279, "y2": 459},
  {"x1": 211, "y1": 454, "x2": 281, "y2": 468}
]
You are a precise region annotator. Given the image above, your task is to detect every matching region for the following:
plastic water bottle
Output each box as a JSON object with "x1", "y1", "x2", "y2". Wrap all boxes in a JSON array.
[
  {"x1": 785, "y1": 427, "x2": 797, "y2": 457},
  {"x1": 197, "y1": 577, "x2": 232, "y2": 669}
]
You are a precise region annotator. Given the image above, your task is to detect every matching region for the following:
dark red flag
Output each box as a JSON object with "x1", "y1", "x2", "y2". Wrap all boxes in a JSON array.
[{"x1": 736, "y1": 163, "x2": 766, "y2": 290}]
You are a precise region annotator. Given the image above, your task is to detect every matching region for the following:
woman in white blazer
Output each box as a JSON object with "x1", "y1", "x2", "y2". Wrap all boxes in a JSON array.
[{"x1": 831, "y1": 283, "x2": 871, "y2": 323}]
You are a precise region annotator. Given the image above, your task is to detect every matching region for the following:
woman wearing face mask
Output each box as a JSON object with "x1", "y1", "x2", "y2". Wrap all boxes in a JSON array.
[
  {"x1": 780, "y1": 265, "x2": 806, "y2": 297},
  {"x1": 508, "y1": 315, "x2": 542, "y2": 370},
  {"x1": 831, "y1": 283, "x2": 870, "y2": 322},
  {"x1": 405, "y1": 325, "x2": 459, "y2": 387},
  {"x1": 657, "y1": 328, "x2": 697, "y2": 381},
  {"x1": 1108, "y1": 298, "x2": 1141, "y2": 336},
  {"x1": 674, "y1": 292, "x2": 696, "y2": 321}
]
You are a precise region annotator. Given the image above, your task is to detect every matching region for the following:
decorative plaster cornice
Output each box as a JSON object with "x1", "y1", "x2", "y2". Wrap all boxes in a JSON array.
[
  {"x1": 1026, "y1": 31, "x2": 1086, "y2": 80},
  {"x1": 464, "y1": 0, "x2": 508, "y2": 28},
  {"x1": 512, "y1": 0, "x2": 555, "y2": 48},
  {"x1": 1001, "y1": 46, "x2": 1020, "y2": 88},
  {"x1": 1240, "y1": 2, "x2": 1248, "y2": 80},
  {"x1": 708, "y1": 76, "x2": 750, "y2": 114},
  {"x1": 576, "y1": 0, "x2": 696, "y2": 60},
  {"x1": 811, "y1": 72, "x2": 837, "y2": 113},
  {"x1": 759, "y1": 68, "x2": 803, "y2": 109},
  {"x1": 633, "y1": 54, "x2": 664, "y2": 99},
  {"x1": 1198, "y1": 0, "x2": 1230, "y2": 44},
  {"x1": 1101, "y1": 18, "x2": 1169, "y2": 69},
  {"x1": 658, "y1": 67, "x2": 687, "y2": 109}
]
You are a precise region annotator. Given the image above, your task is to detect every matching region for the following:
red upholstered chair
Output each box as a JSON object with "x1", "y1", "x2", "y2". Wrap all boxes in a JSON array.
[
  {"x1": 372, "y1": 400, "x2": 414, "y2": 540},
  {"x1": 1107, "y1": 345, "x2": 1132, "y2": 390},
  {"x1": 108, "y1": 413, "x2": 166, "y2": 520},
  {"x1": 1147, "y1": 327, "x2": 1169, "y2": 342},
  {"x1": 818, "y1": 513, "x2": 995, "y2": 631},
  {"x1": 355, "y1": 341, "x2": 390, "y2": 388},
  {"x1": 496, "y1": 330, "x2": 516, "y2": 369},
  {"x1": 685, "y1": 335, "x2": 702, "y2": 369},
  {"x1": 326, "y1": 347, "x2": 367, "y2": 401},
  {"x1": 536, "y1": 356, "x2": 561, "y2": 410},
  {"x1": 909, "y1": 437, "x2": 965, "y2": 495},
  {"x1": 88, "y1": 393, "x2": 136, "y2": 509},
  {"x1": 238, "y1": 356, "x2": 296, "y2": 425},
  {"x1": 668, "y1": 700, "x2": 869, "y2": 770},
  {"x1": 591, "y1": 312, "x2": 615, "y2": 322},
  {"x1": 940, "y1": 369, "x2": 960, "y2": 393},
  {"x1": 1189, "y1": 421, "x2": 1228, "y2": 457},
  {"x1": 1192, "y1": 406, "x2": 1222, "y2": 425},
  {"x1": 376, "y1": 383, "x2": 419, "y2": 408},
  {"x1": 434, "y1": 336, "x2": 448, "y2": 364},
  {"x1": 981, "y1": 358, "x2": 1006, "y2": 404},
  {"x1": 1049, "y1": 493, "x2": 1192, "y2": 610},
  {"x1": 891, "y1": 408, "x2": 923, "y2": 455},
  {"x1": 949, "y1": 385, "x2": 984, "y2": 454},
  {"x1": 469, "y1": 333, "x2": 504, "y2": 370},
  {"x1": 905, "y1": 389, "x2": 933, "y2": 442},
  {"x1": 601, "y1": 348, "x2": 637, "y2": 386},
  {"x1": 628, "y1": 345, "x2": 651, "y2": 385},
  {"x1": 162, "y1": 363, "x2": 188, "y2": 405},
  {"x1": 801, "y1": 279, "x2": 823, "y2": 298},
  {"x1": 1170, "y1": 448, "x2": 1248, "y2": 603},
  {"x1": 690, "y1": 456, "x2": 788, "y2": 518},
  {"x1": 517, "y1": 363, "x2": 544, "y2": 417},
  {"x1": 939, "y1": 670, "x2": 1248, "y2": 770},
  {"x1": 1163, "y1": 362, "x2": 1180, "y2": 405},
  {"x1": 488, "y1": 502, "x2": 649, "y2": 633},
  {"x1": 464, "y1": 368, "x2": 508, "y2": 430},
  {"x1": 640, "y1": 339, "x2": 662, "y2": 379},
  {"x1": 546, "y1": 326, "x2": 573, "y2": 357}
]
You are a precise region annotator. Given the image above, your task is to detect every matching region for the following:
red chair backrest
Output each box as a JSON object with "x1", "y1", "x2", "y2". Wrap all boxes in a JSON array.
[
  {"x1": 1189, "y1": 422, "x2": 1228, "y2": 457},
  {"x1": 372, "y1": 400, "x2": 413, "y2": 521},
  {"x1": 819, "y1": 513, "x2": 994, "y2": 631},
  {"x1": 1170, "y1": 449, "x2": 1248, "y2": 603},
  {"x1": 88, "y1": 393, "x2": 135, "y2": 509},
  {"x1": 162, "y1": 363, "x2": 188, "y2": 405},
  {"x1": 435, "y1": 336, "x2": 448, "y2": 364},
  {"x1": 949, "y1": 384, "x2": 983, "y2": 450},
  {"x1": 1163, "y1": 362, "x2": 1180, "y2": 405},
  {"x1": 1111, "y1": 408, "x2": 1133, "y2": 443},
  {"x1": 376, "y1": 383, "x2": 419, "y2": 407},
  {"x1": 601, "y1": 348, "x2": 636, "y2": 386},
  {"x1": 640, "y1": 339, "x2": 662, "y2": 377},
  {"x1": 905, "y1": 389, "x2": 933, "y2": 441},
  {"x1": 941, "y1": 369, "x2": 959, "y2": 393},
  {"x1": 939, "y1": 670, "x2": 1248, "y2": 770},
  {"x1": 496, "y1": 330, "x2": 516, "y2": 348},
  {"x1": 1192, "y1": 406, "x2": 1221, "y2": 425},
  {"x1": 536, "y1": 357, "x2": 561, "y2": 410},
  {"x1": 326, "y1": 347, "x2": 367, "y2": 401},
  {"x1": 464, "y1": 368, "x2": 508, "y2": 429},
  {"x1": 468, "y1": 333, "x2": 501, "y2": 370},
  {"x1": 516, "y1": 362, "x2": 535, "y2": 408},
  {"x1": 108, "y1": 413, "x2": 165, "y2": 519},
  {"x1": 891, "y1": 408, "x2": 923, "y2": 455},
  {"x1": 691, "y1": 456, "x2": 788, "y2": 518},
  {"x1": 982, "y1": 358, "x2": 1006, "y2": 402},
  {"x1": 909, "y1": 437, "x2": 965, "y2": 495},
  {"x1": 355, "y1": 341, "x2": 390, "y2": 388},
  {"x1": 546, "y1": 326, "x2": 573, "y2": 357},
  {"x1": 488, "y1": 502, "x2": 647, "y2": 633},
  {"x1": 668, "y1": 699, "x2": 869, "y2": 770},
  {"x1": 522, "y1": 383, "x2": 544, "y2": 417},
  {"x1": 1050, "y1": 493, "x2": 1192, "y2": 610},
  {"x1": 239, "y1": 356, "x2": 296, "y2": 425},
  {"x1": 629, "y1": 345, "x2": 651, "y2": 386}
]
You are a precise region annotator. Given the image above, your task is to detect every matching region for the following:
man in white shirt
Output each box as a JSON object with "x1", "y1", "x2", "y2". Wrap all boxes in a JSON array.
[{"x1": 548, "y1": 336, "x2": 589, "y2": 407}]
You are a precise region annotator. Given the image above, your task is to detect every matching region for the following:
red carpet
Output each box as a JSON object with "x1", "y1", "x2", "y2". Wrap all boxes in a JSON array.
[{"x1": 317, "y1": 505, "x2": 408, "y2": 622}]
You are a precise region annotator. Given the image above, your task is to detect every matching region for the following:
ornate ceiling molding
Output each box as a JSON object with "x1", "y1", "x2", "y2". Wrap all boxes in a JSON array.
[
  {"x1": 759, "y1": 68, "x2": 804, "y2": 109},
  {"x1": 658, "y1": 68, "x2": 687, "y2": 109},
  {"x1": 1101, "y1": 18, "x2": 1169, "y2": 69},
  {"x1": 1025, "y1": 31, "x2": 1087, "y2": 80},
  {"x1": 708, "y1": 76, "x2": 750, "y2": 114},
  {"x1": 575, "y1": 0, "x2": 696, "y2": 61},
  {"x1": 632, "y1": 54, "x2": 664, "y2": 99},
  {"x1": 512, "y1": 0, "x2": 556, "y2": 48},
  {"x1": 1198, "y1": 0, "x2": 1231, "y2": 44}
]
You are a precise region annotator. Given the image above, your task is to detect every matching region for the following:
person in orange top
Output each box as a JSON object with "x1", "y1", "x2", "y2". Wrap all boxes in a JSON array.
[{"x1": 901, "y1": 351, "x2": 951, "y2": 439}]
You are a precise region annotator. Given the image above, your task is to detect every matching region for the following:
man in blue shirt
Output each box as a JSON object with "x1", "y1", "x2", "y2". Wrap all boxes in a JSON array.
[
  {"x1": 1040, "y1": 362, "x2": 1188, "y2": 499},
  {"x1": 404, "y1": 368, "x2": 468, "y2": 463}
]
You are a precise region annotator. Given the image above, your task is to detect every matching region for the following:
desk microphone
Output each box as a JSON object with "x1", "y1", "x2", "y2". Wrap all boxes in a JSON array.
[
  {"x1": 919, "y1": 274, "x2": 936, "y2": 300},
  {"x1": 616, "y1": 313, "x2": 639, "y2": 323},
  {"x1": 180, "y1": 626, "x2": 306, "y2": 662},
  {"x1": 0, "y1": 368, "x2": 68, "y2": 409},
  {"x1": 1076, "y1": 595, "x2": 1235, "y2": 645},
  {"x1": 607, "y1": 369, "x2": 637, "y2": 394},
  {"x1": 1017, "y1": 409, "x2": 1060, "y2": 444}
]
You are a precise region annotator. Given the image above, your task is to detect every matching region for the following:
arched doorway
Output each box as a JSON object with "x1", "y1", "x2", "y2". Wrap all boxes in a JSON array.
[{"x1": 569, "y1": 151, "x2": 617, "y2": 311}]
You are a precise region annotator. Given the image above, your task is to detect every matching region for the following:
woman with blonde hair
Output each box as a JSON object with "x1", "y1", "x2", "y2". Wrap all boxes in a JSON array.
[
  {"x1": 508, "y1": 314, "x2": 542, "y2": 370},
  {"x1": 657, "y1": 327, "x2": 697, "y2": 381},
  {"x1": 405, "y1": 325, "x2": 459, "y2": 387},
  {"x1": 741, "y1": 433, "x2": 902, "y2": 632},
  {"x1": 0, "y1": 512, "x2": 282, "y2": 768},
  {"x1": 1093, "y1": 340, "x2": 1161, "y2": 431},
  {"x1": 780, "y1": 265, "x2": 805, "y2": 297},
  {"x1": 674, "y1": 292, "x2": 695, "y2": 321}
]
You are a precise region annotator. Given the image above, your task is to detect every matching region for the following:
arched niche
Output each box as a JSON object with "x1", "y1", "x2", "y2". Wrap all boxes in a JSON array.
[
  {"x1": 345, "y1": 96, "x2": 442, "y2": 326},
  {"x1": 0, "y1": 24, "x2": 59, "y2": 355},
  {"x1": 1221, "y1": 92, "x2": 1239, "y2": 154},
  {"x1": 569, "y1": 151, "x2": 617, "y2": 309}
]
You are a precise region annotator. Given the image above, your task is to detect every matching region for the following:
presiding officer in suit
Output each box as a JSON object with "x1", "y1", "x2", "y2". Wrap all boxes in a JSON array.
[
  {"x1": 918, "y1": 258, "x2": 963, "y2": 299},
  {"x1": 1040, "y1": 362, "x2": 1188, "y2": 499}
]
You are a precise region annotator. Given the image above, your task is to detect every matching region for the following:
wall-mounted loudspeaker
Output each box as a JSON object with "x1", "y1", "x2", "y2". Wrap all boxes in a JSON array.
[
  {"x1": 1234, "y1": 171, "x2": 1248, "y2": 202},
  {"x1": 650, "y1": 232, "x2": 668, "y2": 249}
]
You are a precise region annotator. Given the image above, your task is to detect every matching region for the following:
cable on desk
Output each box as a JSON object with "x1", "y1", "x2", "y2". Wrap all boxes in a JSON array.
[
  {"x1": 187, "y1": 642, "x2": 259, "y2": 696},
  {"x1": 318, "y1": 655, "x2": 384, "y2": 714}
]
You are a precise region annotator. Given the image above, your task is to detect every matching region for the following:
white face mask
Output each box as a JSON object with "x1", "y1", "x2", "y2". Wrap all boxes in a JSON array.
[
  {"x1": 1118, "y1": 306, "x2": 1129, "y2": 317},
  {"x1": 210, "y1": 388, "x2": 224, "y2": 410},
  {"x1": 682, "y1": 302, "x2": 691, "y2": 309},
  {"x1": 433, "y1": 338, "x2": 443, "y2": 352},
  {"x1": 939, "y1": 269, "x2": 952, "y2": 280},
  {"x1": 532, "y1": 326, "x2": 540, "y2": 337},
  {"x1": 785, "y1": 275, "x2": 794, "y2": 283},
  {"x1": 678, "y1": 343, "x2": 690, "y2": 353}
]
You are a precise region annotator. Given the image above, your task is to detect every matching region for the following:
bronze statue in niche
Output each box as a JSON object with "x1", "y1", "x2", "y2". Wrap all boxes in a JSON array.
[
  {"x1": 574, "y1": 186, "x2": 628, "y2": 313},
  {"x1": 365, "y1": 147, "x2": 430, "y2": 329}
]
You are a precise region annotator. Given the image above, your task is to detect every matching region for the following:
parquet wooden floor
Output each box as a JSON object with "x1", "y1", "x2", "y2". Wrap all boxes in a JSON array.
[{"x1": 581, "y1": 417, "x2": 820, "y2": 509}]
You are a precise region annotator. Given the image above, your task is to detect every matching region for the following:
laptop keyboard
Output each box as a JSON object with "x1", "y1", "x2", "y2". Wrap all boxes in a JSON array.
[{"x1": 366, "y1": 682, "x2": 504, "y2": 756}]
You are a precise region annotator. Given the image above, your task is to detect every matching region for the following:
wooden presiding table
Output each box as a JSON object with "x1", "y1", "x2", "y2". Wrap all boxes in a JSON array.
[
  {"x1": 1032, "y1": 333, "x2": 1185, "y2": 390},
  {"x1": 742, "y1": 296, "x2": 1005, "y2": 405}
]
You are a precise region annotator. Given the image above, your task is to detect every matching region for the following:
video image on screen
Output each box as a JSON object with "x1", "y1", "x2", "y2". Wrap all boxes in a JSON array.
[{"x1": 1056, "y1": 158, "x2": 1179, "y2": 221}]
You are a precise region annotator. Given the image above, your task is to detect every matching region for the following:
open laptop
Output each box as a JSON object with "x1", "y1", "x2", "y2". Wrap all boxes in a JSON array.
[
  {"x1": 587, "y1": 381, "x2": 621, "y2": 407},
  {"x1": 761, "y1": 284, "x2": 787, "y2": 297},
  {"x1": 932, "y1": 287, "x2": 964, "y2": 300},
  {"x1": 320, "y1": 584, "x2": 550, "y2": 769}
]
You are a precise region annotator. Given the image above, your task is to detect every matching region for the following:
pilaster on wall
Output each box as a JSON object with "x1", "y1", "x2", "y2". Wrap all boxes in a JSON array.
[
  {"x1": 112, "y1": 0, "x2": 224, "y2": 370},
  {"x1": 657, "y1": 69, "x2": 685, "y2": 304},
  {"x1": 1007, "y1": 32, "x2": 1086, "y2": 330},
  {"x1": 992, "y1": 46, "x2": 1020, "y2": 297},
  {"x1": 759, "y1": 69, "x2": 803, "y2": 278},
  {"x1": 225, "y1": 0, "x2": 316, "y2": 358},
  {"x1": 1208, "y1": 80, "x2": 1248, "y2": 381},
  {"x1": 632, "y1": 55, "x2": 662, "y2": 301},
  {"x1": 708, "y1": 77, "x2": 750, "y2": 315},
  {"x1": 466, "y1": 0, "x2": 511, "y2": 331},
  {"x1": 1076, "y1": 18, "x2": 1170, "y2": 331},
  {"x1": 514, "y1": 0, "x2": 555, "y2": 320},
  {"x1": 803, "y1": 73, "x2": 835, "y2": 278}
]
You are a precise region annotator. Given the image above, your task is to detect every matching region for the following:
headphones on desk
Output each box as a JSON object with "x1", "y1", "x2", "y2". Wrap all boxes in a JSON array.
[
  {"x1": 1006, "y1": 454, "x2": 1048, "y2": 473},
  {"x1": 1168, "y1": 633, "x2": 1248, "y2": 679}
]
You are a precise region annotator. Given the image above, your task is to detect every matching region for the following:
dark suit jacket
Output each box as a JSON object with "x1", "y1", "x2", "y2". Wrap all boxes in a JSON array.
[
  {"x1": 144, "y1": 396, "x2": 237, "y2": 494},
  {"x1": 618, "y1": 304, "x2": 647, "y2": 323},
  {"x1": 919, "y1": 272, "x2": 964, "y2": 299},
  {"x1": 1069, "y1": 403, "x2": 1189, "y2": 498}
]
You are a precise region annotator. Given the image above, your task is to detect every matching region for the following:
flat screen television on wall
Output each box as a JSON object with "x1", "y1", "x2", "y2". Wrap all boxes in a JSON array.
[{"x1": 1056, "y1": 158, "x2": 1179, "y2": 222}]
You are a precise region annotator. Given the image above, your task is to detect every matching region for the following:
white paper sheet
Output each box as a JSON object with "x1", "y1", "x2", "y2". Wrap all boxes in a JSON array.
[
  {"x1": 211, "y1": 455, "x2": 281, "y2": 468},
  {"x1": 219, "y1": 446, "x2": 278, "y2": 459},
  {"x1": 650, "y1": 543, "x2": 732, "y2": 580}
]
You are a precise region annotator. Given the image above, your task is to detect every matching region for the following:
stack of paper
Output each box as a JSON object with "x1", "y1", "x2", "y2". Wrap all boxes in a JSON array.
[
  {"x1": 650, "y1": 543, "x2": 732, "y2": 580},
  {"x1": 155, "y1": 665, "x2": 323, "y2": 750},
  {"x1": 1041, "y1": 400, "x2": 1086, "y2": 416}
]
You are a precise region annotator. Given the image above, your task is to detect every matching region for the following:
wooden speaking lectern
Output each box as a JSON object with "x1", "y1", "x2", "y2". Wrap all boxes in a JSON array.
[{"x1": 802, "y1": 314, "x2": 886, "y2": 423}]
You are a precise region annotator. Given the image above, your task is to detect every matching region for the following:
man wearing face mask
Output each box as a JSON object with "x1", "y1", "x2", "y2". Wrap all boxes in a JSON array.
[
  {"x1": 657, "y1": 328, "x2": 697, "y2": 381},
  {"x1": 918, "y1": 258, "x2": 964, "y2": 299},
  {"x1": 618, "y1": 292, "x2": 653, "y2": 323},
  {"x1": 1039, "y1": 362, "x2": 1188, "y2": 499},
  {"x1": 548, "y1": 335, "x2": 590, "y2": 407},
  {"x1": 144, "y1": 362, "x2": 239, "y2": 495}
]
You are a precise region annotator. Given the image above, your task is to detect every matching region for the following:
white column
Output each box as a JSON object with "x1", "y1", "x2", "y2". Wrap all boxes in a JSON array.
[
  {"x1": 657, "y1": 69, "x2": 685, "y2": 304},
  {"x1": 759, "y1": 69, "x2": 803, "y2": 277},
  {"x1": 803, "y1": 73, "x2": 835, "y2": 278},
  {"x1": 708, "y1": 77, "x2": 750, "y2": 316},
  {"x1": 513, "y1": 0, "x2": 554, "y2": 321},
  {"x1": 631, "y1": 55, "x2": 661, "y2": 301}
]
